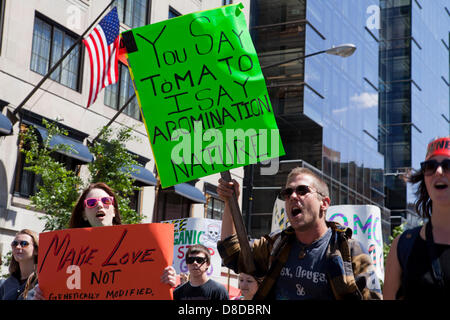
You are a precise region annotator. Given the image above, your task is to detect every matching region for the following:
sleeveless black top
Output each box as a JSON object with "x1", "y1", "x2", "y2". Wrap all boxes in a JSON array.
[{"x1": 402, "y1": 236, "x2": 450, "y2": 299}]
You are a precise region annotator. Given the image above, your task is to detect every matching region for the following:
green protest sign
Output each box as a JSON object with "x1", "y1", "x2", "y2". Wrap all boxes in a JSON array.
[{"x1": 124, "y1": 3, "x2": 284, "y2": 188}]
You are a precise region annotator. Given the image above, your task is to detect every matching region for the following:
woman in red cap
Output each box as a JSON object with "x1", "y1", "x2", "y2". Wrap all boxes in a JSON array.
[{"x1": 384, "y1": 136, "x2": 450, "y2": 299}]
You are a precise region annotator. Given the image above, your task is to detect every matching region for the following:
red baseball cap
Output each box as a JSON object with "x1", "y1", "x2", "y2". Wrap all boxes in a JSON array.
[{"x1": 425, "y1": 136, "x2": 450, "y2": 160}]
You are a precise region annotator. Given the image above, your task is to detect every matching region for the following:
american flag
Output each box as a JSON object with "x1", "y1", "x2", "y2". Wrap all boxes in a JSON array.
[{"x1": 83, "y1": 7, "x2": 120, "y2": 108}]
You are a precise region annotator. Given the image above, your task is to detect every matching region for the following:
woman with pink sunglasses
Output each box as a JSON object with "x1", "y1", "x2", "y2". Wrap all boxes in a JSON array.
[
  {"x1": 32, "y1": 182, "x2": 176, "y2": 299},
  {"x1": 384, "y1": 136, "x2": 450, "y2": 299},
  {"x1": 69, "y1": 182, "x2": 121, "y2": 228}
]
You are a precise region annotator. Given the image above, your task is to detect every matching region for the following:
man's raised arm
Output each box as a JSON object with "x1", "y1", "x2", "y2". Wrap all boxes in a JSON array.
[{"x1": 217, "y1": 178, "x2": 239, "y2": 240}]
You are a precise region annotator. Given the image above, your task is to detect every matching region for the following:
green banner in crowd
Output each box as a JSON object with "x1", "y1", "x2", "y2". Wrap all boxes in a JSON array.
[{"x1": 124, "y1": 3, "x2": 284, "y2": 188}]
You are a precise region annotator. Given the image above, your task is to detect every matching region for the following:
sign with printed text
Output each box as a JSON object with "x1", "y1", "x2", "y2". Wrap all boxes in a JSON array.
[
  {"x1": 161, "y1": 217, "x2": 222, "y2": 279},
  {"x1": 326, "y1": 205, "x2": 384, "y2": 281},
  {"x1": 38, "y1": 223, "x2": 174, "y2": 300},
  {"x1": 124, "y1": 3, "x2": 284, "y2": 188}
]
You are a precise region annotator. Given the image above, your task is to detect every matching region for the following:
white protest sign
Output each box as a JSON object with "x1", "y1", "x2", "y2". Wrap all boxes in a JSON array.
[
  {"x1": 326, "y1": 205, "x2": 384, "y2": 281},
  {"x1": 271, "y1": 198, "x2": 289, "y2": 233},
  {"x1": 161, "y1": 217, "x2": 222, "y2": 278}
]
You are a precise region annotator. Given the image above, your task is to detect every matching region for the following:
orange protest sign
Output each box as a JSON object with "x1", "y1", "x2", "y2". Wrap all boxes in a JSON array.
[{"x1": 38, "y1": 223, "x2": 174, "y2": 300}]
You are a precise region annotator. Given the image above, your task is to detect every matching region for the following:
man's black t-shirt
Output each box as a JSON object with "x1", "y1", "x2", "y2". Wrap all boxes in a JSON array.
[{"x1": 173, "y1": 279, "x2": 229, "y2": 300}]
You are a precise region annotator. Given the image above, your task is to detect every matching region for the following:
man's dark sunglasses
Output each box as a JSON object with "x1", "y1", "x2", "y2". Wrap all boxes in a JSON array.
[
  {"x1": 420, "y1": 159, "x2": 450, "y2": 176},
  {"x1": 186, "y1": 256, "x2": 207, "y2": 264},
  {"x1": 278, "y1": 185, "x2": 323, "y2": 200}
]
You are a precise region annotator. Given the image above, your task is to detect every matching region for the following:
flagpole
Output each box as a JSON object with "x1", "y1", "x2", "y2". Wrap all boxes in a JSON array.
[
  {"x1": 91, "y1": 93, "x2": 136, "y2": 144},
  {"x1": 94, "y1": 48, "x2": 292, "y2": 141},
  {"x1": 11, "y1": 0, "x2": 117, "y2": 119}
]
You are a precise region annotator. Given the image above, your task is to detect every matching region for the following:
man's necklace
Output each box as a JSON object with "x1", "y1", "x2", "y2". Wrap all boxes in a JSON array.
[
  {"x1": 297, "y1": 228, "x2": 331, "y2": 259},
  {"x1": 298, "y1": 243, "x2": 309, "y2": 259}
]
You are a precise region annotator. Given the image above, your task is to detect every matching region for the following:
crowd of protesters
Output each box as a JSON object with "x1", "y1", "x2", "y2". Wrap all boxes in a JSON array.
[{"x1": 1, "y1": 136, "x2": 448, "y2": 300}]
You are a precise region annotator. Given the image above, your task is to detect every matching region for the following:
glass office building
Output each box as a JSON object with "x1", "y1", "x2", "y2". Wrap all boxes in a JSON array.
[
  {"x1": 379, "y1": 0, "x2": 449, "y2": 228},
  {"x1": 245, "y1": 0, "x2": 390, "y2": 241}
]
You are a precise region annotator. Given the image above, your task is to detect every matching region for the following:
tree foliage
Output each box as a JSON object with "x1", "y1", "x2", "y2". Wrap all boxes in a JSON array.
[
  {"x1": 383, "y1": 223, "x2": 405, "y2": 265},
  {"x1": 20, "y1": 120, "x2": 83, "y2": 230},
  {"x1": 19, "y1": 120, "x2": 143, "y2": 231},
  {"x1": 88, "y1": 126, "x2": 142, "y2": 225}
]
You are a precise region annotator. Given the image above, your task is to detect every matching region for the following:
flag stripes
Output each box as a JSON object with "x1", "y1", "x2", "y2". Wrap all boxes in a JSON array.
[{"x1": 83, "y1": 7, "x2": 119, "y2": 108}]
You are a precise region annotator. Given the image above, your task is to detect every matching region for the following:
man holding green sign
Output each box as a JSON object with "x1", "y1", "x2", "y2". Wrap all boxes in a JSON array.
[{"x1": 123, "y1": 3, "x2": 284, "y2": 188}]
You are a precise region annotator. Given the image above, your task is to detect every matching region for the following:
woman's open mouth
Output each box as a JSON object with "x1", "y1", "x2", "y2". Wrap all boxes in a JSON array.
[{"x1": 435, "y1": 182, "x2": 448, "y2": 190}]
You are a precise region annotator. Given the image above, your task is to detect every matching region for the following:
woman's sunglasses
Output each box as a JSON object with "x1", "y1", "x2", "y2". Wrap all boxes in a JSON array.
[
  {"x1": 278, "y1": 185, "x2": 323, "y2": 200},
  {"x1": 84, "y1": 196, "x2": 114, "y2": 208},
  {"x1": 420, "y1": 159, "x2": 450, "y2": 176},
  {"x1": 11, "y1": 240, "x2": 30, "y2": 248},
  {"x1": 186, "y1": 256, "x2": 207, "y2": 265}
]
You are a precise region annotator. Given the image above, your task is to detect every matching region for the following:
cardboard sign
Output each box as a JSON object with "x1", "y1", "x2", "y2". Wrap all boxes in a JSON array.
[
  {"x1": 326, "y1": 205, "x2": 384, "y2": 281},
  {"x1": 38, "y1": 223, "x2": 174, "y2": 300},
  {"x1": 124, "y1": 4, "x2": 284, "y2": 188},
  {"x1": 161, "y1": 218, "x2": 222, "y2": 279}
]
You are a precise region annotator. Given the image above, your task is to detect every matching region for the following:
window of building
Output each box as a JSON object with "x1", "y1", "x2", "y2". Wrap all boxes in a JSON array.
[
  {"x1": 14, "y1": 124, "x2": 80, "y2": 198},
  {"x1": 154, "y1": 190, "x2": 191, "y2": 222},
  {"x1": 204, "y1": 182, "x2": 224, "y2": 220},
  {"x1": 153, "y1": 178, "x2": 206, "y2": 222},
  {"x1": 169, "y1": 6, "x2": 181, "y2": 19},
  {"x1": 125, "y1": 154, "x2": 156, "y2": 214},
  {"x1": 15, "y1": 137, "x2": 42, "y2": 198},
  {"x1": 206, "y1": 196, "x2": 224, "y2": 220},
  {"x1": 30, "y1": 14, "x2": 82, "y2": 91},
  {"x1": 128, "y1": 186, "x2": 141, "y2": 213},
  {"x1": 104, "y1": 63, "x2": 141, "y2": 121},
  {"x1": 222, "y1": 0, "x2": 233, "y2": 5},
  {"x1": 0, "y1": 0, "x2": 5, "y2": 55},
  {"x1": 116, "y1": 0, "x2": 150, "y2": 28},
  {"x1": 14, "y1": 111, "x2": 91, "y2": 198},
  {"x1": 15, "y1": 143, "x2": 78, "y2": 198}
]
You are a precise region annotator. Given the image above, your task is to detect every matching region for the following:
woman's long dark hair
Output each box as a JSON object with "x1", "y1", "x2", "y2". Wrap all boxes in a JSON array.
[
  {"x1": 409, "y1": 170, "x2": 431, "y2": 219},
  {"x1": 69, "y1": 182, "x2": 122, "y2": 228}
]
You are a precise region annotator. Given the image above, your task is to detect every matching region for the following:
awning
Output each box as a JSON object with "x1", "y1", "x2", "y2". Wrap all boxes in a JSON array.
[
  {"x1": 174, "y1": 183, "x2": 206, "y2": 203},
  {"x1": 125, "y1": 164, "x2": 157, "y2": 186},
  {"x1": 0, "y1": 113, "x2": 12, "y2": 136},
  {"x1": 35, "y1": 126, "x2": 94, "y2": 163}
]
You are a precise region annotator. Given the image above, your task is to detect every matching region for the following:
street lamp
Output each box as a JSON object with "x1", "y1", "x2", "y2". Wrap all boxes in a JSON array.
[
  {"x1": 384, "y1": 170, "x2": 408, "y2": 177},
  {"x1": 324, "y1": 43, "x2": 357, "y2": 57},
  {"x1": 261, "y1": 43, "x2": 357, "y2": 70}
]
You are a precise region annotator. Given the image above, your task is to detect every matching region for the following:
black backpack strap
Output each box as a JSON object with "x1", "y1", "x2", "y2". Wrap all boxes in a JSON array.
[
  {"x1": 396, "y1": 226, "x2": 421, "y2": 298},
  {"x1": 425, "y1": 221, "x2": 445, "y2": 288},
  {"x1": 397, "y1": 226, "x2": 421, "y2": 271}
]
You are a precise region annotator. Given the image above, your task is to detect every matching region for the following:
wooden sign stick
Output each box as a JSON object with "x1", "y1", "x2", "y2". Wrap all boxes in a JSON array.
[{"x1": 220, "y1": 170, "x2": 256, "y2": 274}]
